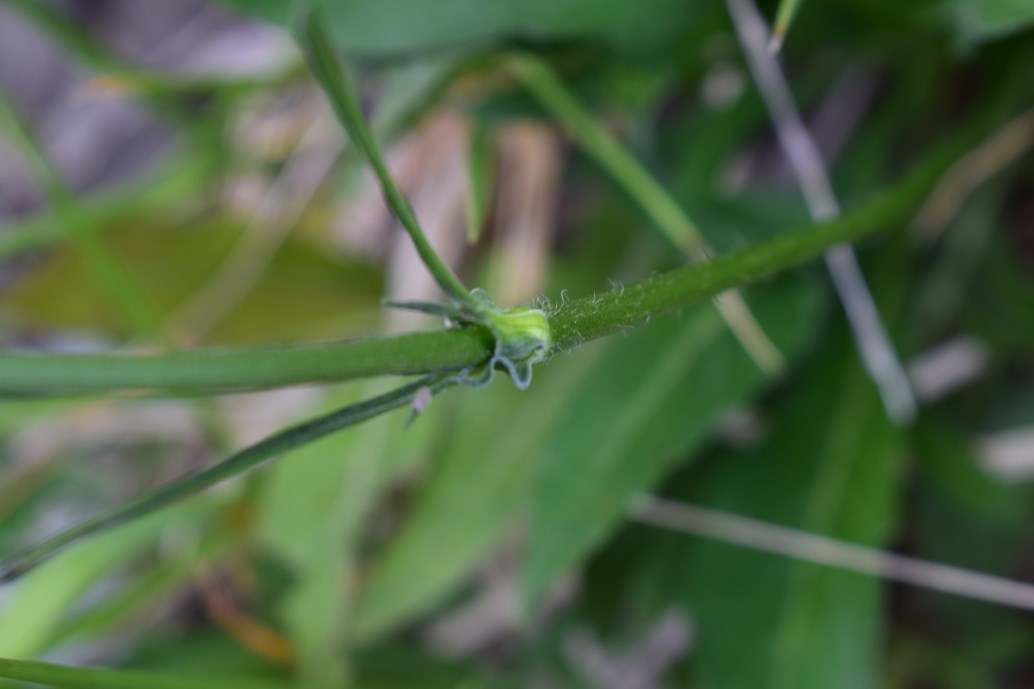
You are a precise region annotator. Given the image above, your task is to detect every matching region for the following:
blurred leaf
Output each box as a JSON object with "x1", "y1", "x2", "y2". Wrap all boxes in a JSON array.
[
  {"x1": 254, "y1": 386, "x2": 361, "y2": 688},
  {"x1": 950, "y1": 0, "x2": 1034, "y2": 43},
  {"x1": 52, "y1": 557, "x2": 199, "y2": 646},
  {"x1": 772, "y1": 0, "x2": 805, "y2": 49},
  {"x1": 353, "y1": 646, "x2": 498, "y2": 689},
  {"x1": 911, "y1": 416, "x2": 1020, "y2": 520},
  {"x1": 217, "y1": 0, "x2": 291, "y2": 24},
  {"x1": 964, "y1": 235, "x2": 1034, "y2": 357},
  {"x1": 125, "y1": 628, "x2": 290, "y2": 681},
  {"x1": 313, "y1": 0, "x2": 701, "y2": 57},
  {"x1": 256, "y1": 379, "x2": 433, "y2": 687},
  {"x1": 0, "y1": 499, "x2": 213, "y2": 661},
  {"x1": 354, "y1": 348, "x2": 603, "y2": 641},
  {"x1": 686, "y1": 324, "x2": 900, "y2": 689},
  {"x1": 3, "y1": 214, "x2": 382, "y2": 344},
  {"x1": 522, "y1": 274, "x2": 822, "y2": 606},
  {"x1": 465, "y1": 121, "x2": 496, "y2": 243}
]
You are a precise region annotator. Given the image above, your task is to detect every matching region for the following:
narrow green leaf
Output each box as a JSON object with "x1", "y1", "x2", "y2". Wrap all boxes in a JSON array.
[
  {"x1": 522, "y1": 275, "x2": 822, "y2": 605},
  {"x1": 0, "y1": 377, "x2": 452, "y2": 582},
  {"x1": 687, "y1": 325, "x2": 901, "y2": 689},
  {"x1": 465, "y1": 121, "x2": 496, "y2": 244},
  {"x1": 504, "y1": 52, "x2": 786, "y2": 374},
  {"x1": 256, "y1": 380, "x2": 407, "y2": 687},
  {"x1": 950, "y1": 0, "x2": 1034, "y2": 44},
  {"x1": 0, "y1": 500, "x2": 214, "y2": 660},
  {"x1": 0, "y1": 657, "x2": 285, "y2": 689},
  {"x1": 294, "y1": 9, "x2": 474, "y2": 305},
  {"x1": 0, "y1": 121, "x2": 984, "y2": 397},
  {"x1": 310, "y1": 0, "x2": 696, "y2": 57},
  {"x1": 354, "y1": 349, "x2": 602, "y2": 640},
  {"x1": 771, "y1": 0, "x2": 804, "y2": 52}
]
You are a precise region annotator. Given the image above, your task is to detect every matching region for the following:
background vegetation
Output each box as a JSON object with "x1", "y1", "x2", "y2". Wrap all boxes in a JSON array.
[{"x1": 0, "y1": 0, "x2": 1032, "y2": 687}]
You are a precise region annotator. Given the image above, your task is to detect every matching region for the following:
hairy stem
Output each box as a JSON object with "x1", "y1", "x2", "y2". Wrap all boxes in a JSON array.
[
  {"x1": 504, "y1": 53, "x2": 786, "y2": 375},
  {"x1": 0, "y1": 121, "x2": 978, "y2": 396}
]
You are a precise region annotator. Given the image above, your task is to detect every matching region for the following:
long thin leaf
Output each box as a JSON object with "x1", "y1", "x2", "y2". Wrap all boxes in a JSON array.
[
  {"x1": 0, "y1": 657, "x2": 285, "y2": 689},
  {"x1": 0, "y1": 120, "x2": 987, "y2": 397},
  {"x1": 0, "y1": 377, "x2": 453, "y2": 582},
  {"x1": 504, "y1": 52, "x2": 786, "y2": 375},
  {"x1": 685, "y1": 322, "x2": 900, "y2": 689},
  {"x1": 294, "y1": 8, "x2": 473, "y2": 305},
  {"x1": 522, "y1": 275, "x2": 821, "y2": 606}
]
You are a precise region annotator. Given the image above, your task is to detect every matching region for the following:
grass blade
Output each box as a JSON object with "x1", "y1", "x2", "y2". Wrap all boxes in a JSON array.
[
  {"x1": 681, "y1": 321, "x2": 900, "y2": 689},
  {"x1": 0, "y1": 118, "x2": 985, "y2": 396},
  {"x1": 294, "y1": 8, "x2": 474, "y2": 305},
  {"x1": 770, "y1": 0, "x2": 804, "y2": 53},
  {"x1": 523, "y1": 277, "x2": 820, "y2": 607},
  {"x1": 0, "y1": 377, "x2": 454, "y2": 582},
  {"x1": 465, "y1": 121, "x2": 496, "y2": 243},
  {"x1": 0, "y1": 656, "x2": 285, "y2": 689},
  {"x1": 503, "y1": 53, "x2": 787, "y2": 375}
]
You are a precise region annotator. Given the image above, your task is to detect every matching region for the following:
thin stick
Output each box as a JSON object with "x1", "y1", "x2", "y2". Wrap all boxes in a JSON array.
[
  {"x1": 723, "y1": 0, "x2": 917, "y2": 424},
  {"x1": 0, "y1": 127, "x2": 986, "y2": 396},
  {"x1": 914, "y1": 107, "x2": 1034, "y2": 239},
  {"x1": 631, "y1": 496, "x2": 1034, "y2": 611}
]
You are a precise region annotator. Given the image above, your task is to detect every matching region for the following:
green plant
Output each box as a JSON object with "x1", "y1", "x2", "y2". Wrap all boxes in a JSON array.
[{"x1": 1, "y1": 0, "x2": 1032, "y2": 687}]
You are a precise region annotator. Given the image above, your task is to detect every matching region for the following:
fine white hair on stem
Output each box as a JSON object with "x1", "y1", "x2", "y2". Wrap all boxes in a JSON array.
[
  {"x1": 723, "y1": 0, "x2": 917, "y2": 425},
  {"x1": 630, "y1": 496, "x2": 1034, "y2": 612}
]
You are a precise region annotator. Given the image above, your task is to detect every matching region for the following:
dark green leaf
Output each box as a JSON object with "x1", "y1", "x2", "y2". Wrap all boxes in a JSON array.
[
  {"x1": 687, "y1": 325, "x2": 901, "y2": 689},
  {"x1": 522, "y1": 274, "x2": 822, "y2": 605}
]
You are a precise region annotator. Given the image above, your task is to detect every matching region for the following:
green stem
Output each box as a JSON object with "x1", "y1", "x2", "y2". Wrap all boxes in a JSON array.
[
  {"x1": 504, "y1": 54, "x2": 709, "y2": 258},
  {"x1": 0, "y1": 122, "x2": 974, "y2": 396},
  {"x1": 0, "y1": 329, "x2": 493, "y2": 395},
  {"x1": 503, "y1": 53, "x2": 786, "y2": 374},
  {"x1": 0, "y1": 377, "x2": 454, "y2": 582},
  {"x1": 0, "y1": 657, "x2": 285, "y2": 689},
  {"x1": 0, "y1": 121, "x2": 978, "y2": 580},
  {"x1": 295, "y1": 9, "x2": 474, "y2": 305}
]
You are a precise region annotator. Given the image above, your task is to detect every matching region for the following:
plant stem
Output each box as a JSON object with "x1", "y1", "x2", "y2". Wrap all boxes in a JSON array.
[
  {"x1": 0, "y1": 121, "x2": 977, "y2": 396},
  {"x1": 0, "y1": 656, "x2": 285, "y2": 689},
  {"x1": 503, "y1": 54, "x2": 709, "y2": 259},
  {"x1": 0, "y1": 329, "x2": 493, "y2": 395},
  {"x1": 504, "y1": 53, "x2": 786, "y2": 375},
  {"x1": 295, "y1": 9, "x2": 474, "y2": 306},
  {"x1": 0, "y1": 120, "x2": 980, "y2": 579},
  {"x1": 545, "y1": 114, "x2": 966, "y2": 349},
  {"x1": 0, "y1": 377, "x2": 454, "y2": 582}
]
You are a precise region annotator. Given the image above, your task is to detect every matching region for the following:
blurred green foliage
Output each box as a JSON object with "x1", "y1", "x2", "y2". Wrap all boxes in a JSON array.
[{"x1": 0, "y1": 0, "x2": 1032, "y2": 688}]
